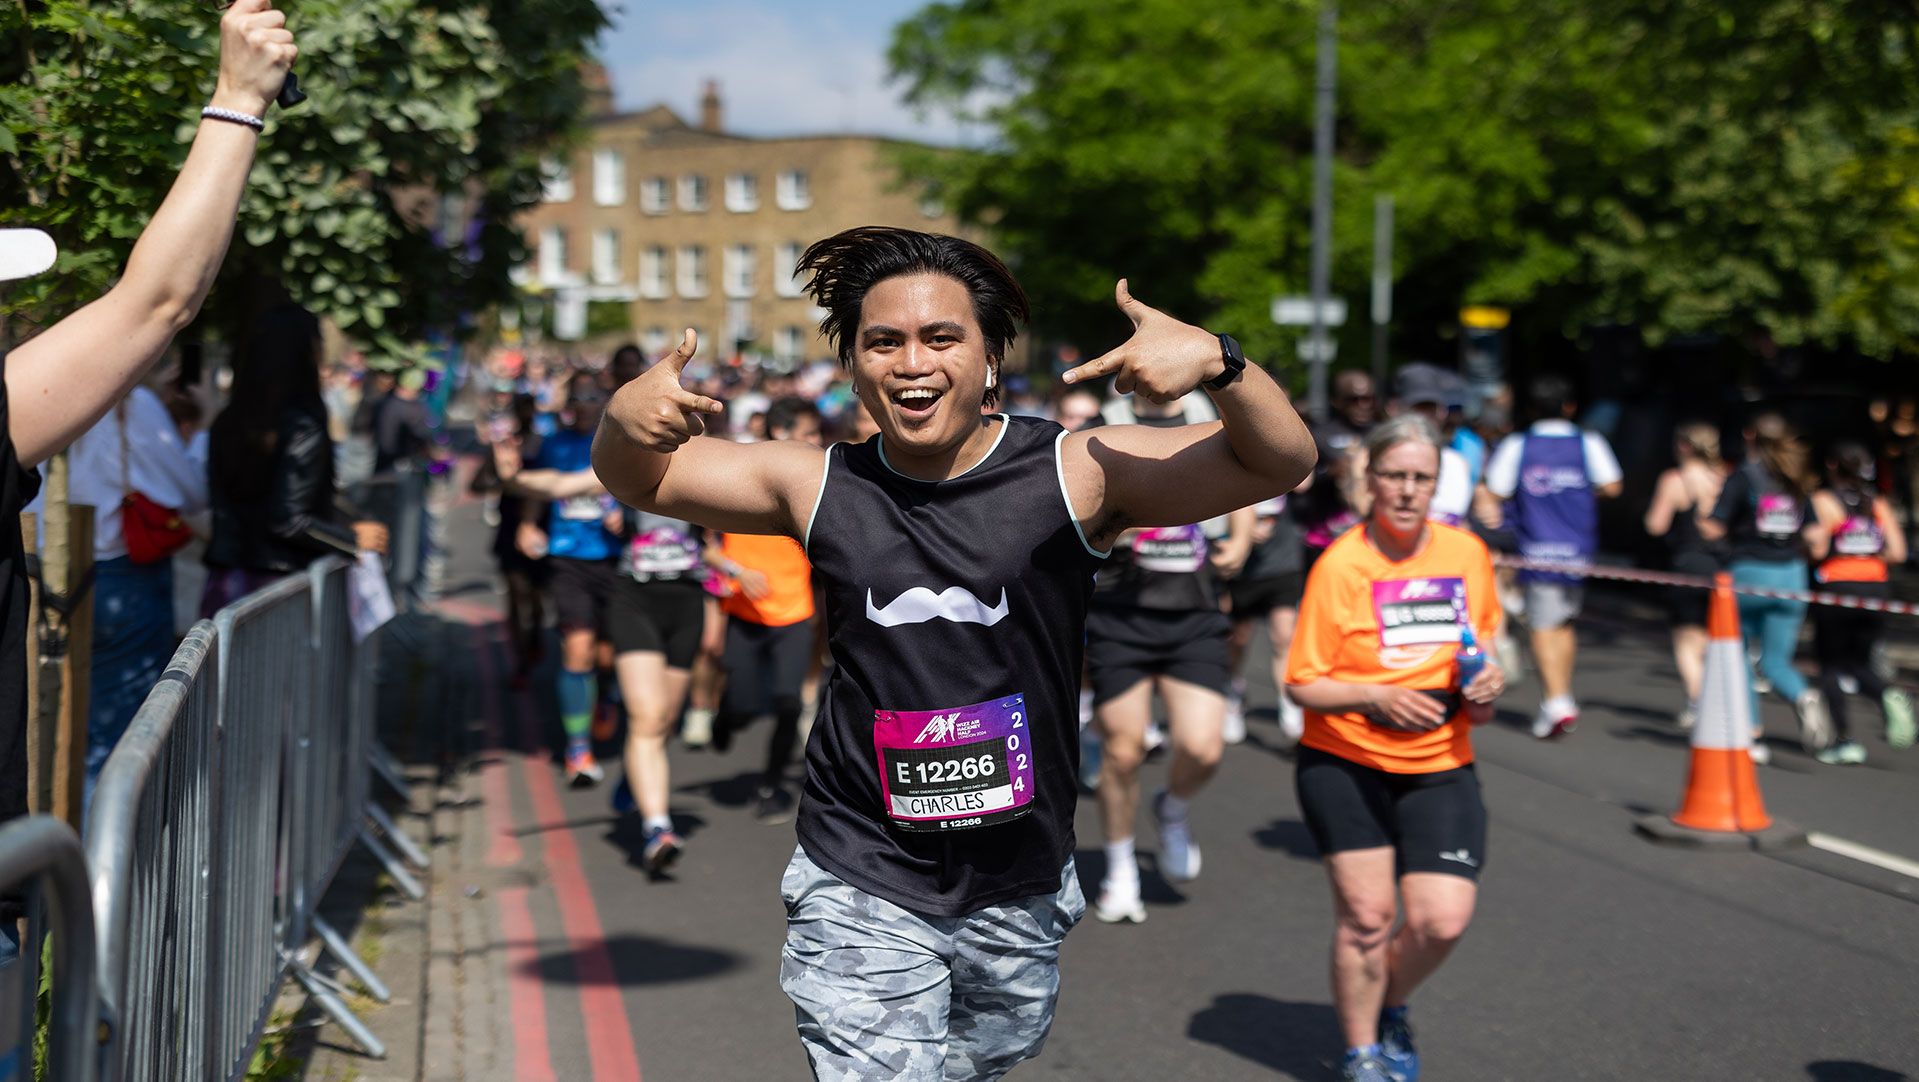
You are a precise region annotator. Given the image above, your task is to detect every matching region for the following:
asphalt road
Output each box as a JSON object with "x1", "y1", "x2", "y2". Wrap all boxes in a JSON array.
[{"x1": 435, "y1": 497, "x2": 1919, "y2": 1081}]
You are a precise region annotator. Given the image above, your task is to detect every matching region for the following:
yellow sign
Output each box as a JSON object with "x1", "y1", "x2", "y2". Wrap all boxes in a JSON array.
[{"x1": 1460, "y1": 306, "x2": 1511, "y2": 330}]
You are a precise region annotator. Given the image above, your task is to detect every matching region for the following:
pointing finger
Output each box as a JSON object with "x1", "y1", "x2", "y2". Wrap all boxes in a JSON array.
[
  {"x1": 1061, "y1": 348, "x2": 1121, "y2": 386},
  {"x1": 674, "y1": 388, "x2": 726, "y2": 416}
]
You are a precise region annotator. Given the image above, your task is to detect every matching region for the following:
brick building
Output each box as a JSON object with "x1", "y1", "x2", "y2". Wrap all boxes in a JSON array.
[{"x1": 518, "y1": 72, "x2": 964, "y2": 362}]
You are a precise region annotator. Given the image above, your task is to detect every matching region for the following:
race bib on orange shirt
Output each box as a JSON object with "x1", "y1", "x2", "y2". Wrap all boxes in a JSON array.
[{"x1": 1373, "y1": 576, "x2": 1465, "y2": 668}]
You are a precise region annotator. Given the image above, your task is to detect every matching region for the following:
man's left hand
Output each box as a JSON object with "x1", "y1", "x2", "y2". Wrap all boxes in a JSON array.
[{"x1": 1060, "y1": 280, "x2": 1224, "y2": 403}]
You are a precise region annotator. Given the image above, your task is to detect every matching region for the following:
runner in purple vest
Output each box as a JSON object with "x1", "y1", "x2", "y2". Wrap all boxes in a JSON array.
[{"x1": 1480, "y1": 376, "x2": 1621, "y2": 738}]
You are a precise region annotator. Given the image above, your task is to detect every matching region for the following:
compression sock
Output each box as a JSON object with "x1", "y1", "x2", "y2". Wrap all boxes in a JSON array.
[
  {"x1": 1104, "y1": 838, "x2": 1138, "y2": 886},
  {"x1": 558, "y1": 669, "x2": 596, "y2": 746}
]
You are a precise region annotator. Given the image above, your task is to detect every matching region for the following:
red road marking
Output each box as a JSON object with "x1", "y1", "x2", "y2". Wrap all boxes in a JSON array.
[
  {"x1": 468, "y1": 623, "x2": 525, "y2": 868},
  {"x1": 498, "y1": 887, "x2": 558, "y2": 1082},
  {"x1": 511, "y1": 674, "x2": 645, "y2": 1081}
]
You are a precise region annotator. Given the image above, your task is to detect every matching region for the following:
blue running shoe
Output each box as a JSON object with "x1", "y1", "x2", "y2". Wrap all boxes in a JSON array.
[
  {"x1": 1340, "y1": 1046, "x2": 1397, "y2": 1082},
  {"x1": 1379, "y1": 1006, "x2": 1418, "y2": 1081},
  {"x1": 641, "y1": 825, "x2": 683, "y2": 874},
  {"x1": 611, "y1": 776, "x2": 636, "y2": 815}
]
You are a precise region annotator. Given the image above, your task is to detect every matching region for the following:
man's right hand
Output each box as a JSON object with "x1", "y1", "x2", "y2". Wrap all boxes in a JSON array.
[
  {"x1": 212, "y1": 0, "x2": 298, "y2": 120},
  {"x1": 606, "y1": 329, "x2": 725, "y2": 453}
]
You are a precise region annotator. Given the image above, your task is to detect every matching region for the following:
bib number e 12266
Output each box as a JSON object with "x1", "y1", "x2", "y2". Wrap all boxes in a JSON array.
[{"x1": 872, "y1": 694, "x2": 1034, "y2": 832}]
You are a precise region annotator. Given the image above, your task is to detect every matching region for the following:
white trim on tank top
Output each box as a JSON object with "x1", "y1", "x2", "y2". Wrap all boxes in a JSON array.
[
  {"x1": 802, "y1": 444, "x2": 835, "y2": 554},
  {"x1": 1053, "y1": 429, "x2": 1111, "y2": 559},
  {"x1": 875, "y1": 413, "x2": 1012, "y2": 482}
]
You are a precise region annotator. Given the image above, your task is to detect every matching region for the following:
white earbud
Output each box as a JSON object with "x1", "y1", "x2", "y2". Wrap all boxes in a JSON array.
[{"x1": 986, "y1": 368, "x2": 997, "y2": 390}]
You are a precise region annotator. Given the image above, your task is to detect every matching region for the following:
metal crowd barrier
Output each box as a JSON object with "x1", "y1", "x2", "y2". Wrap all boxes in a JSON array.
[
  {"x1": 0, "y1": 816, "x2": 98, "y2": 1082},
  {"x1": 83, "y1": 556, "x2": 426, "y2": 1081}
]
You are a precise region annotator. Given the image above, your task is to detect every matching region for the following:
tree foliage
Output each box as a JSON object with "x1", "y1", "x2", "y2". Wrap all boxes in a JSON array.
[
  {"x1": 890, "y1": 0, "x2": 1919, "y2": 366},
  {"x1": 0, "y1": 0, "x2": 604, "y2": 360}
]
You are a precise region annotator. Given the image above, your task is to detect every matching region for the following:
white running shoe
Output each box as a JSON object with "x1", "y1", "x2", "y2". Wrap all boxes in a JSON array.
[
  {"x1": 1749, "y1": 741, "x2": 1771, "y2": 766},
  {"x1": 681, "y1": 707, "x2": 714, "y2": 749},
  {"x1": 1222, "y1": 695, "x2": 1247, "y2": 746},
  {"x1": 1143, "y1": 722, "x2": 1167, "y2": 755},
  {"x1": 1278, "y1": 693, "x2": 1305, "y2": 746},
  {"x1": 1676, "y1": 704, "x2": 1698, "y2": 732},
  {"x1": 1274, "y1": 694, "x2": 1304, "y2": 744},
  {"x1": 1078, "y1": 687, "x2": 1094, "y2": 729},
  {"x1": 1154, "y1": 790, "x2": 1202, "y2": 882},
  {"x1": 1093, "y1": 878, "x2": 1147, "y2": 923},
  {"x1": 1795, "y1": 689, "x2": 1834, "y2": 754}
]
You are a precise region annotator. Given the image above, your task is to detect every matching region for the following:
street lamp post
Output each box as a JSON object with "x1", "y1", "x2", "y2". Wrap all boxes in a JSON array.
[{"x1": 1306, "y1": 0, "x2": 1337, "y2": 423}]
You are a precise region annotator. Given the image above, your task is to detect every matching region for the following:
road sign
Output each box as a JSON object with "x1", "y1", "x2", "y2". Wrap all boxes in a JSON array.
[
  {"x1": 1272, "y1": 296, "x2": 1348, "y2": 327},
  {"x1": 1296, "y1": 338, "x2": 1338, "y2": 364}
]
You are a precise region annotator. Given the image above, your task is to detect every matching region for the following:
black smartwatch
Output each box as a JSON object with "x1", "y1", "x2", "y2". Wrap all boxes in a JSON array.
[{"x1": 1205, "y1": 333, "x2": 1246, "y2": 391}]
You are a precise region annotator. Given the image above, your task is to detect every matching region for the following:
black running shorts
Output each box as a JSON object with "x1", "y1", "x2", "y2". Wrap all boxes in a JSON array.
[
  {"x1": 1294, "y1": 745, "x2": 1487, "y2": 881},
  {"x1": 549, "y1": 557, "x2": 618, "y2": 635},
  {"x1": 606, "y1": 576, "x2": 706, "y2": 669},
  {"x1": 721, "y1": 618, "x2": 814, "y2": 719},
  {"x1": 1085, "y1": 605, "x2": 1232, "y2": 705},
  {"x1": 1229, "y1": 571, "x2": 1304, "y2": 618}
]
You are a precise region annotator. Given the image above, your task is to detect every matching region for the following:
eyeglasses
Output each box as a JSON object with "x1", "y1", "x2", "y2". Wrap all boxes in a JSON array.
[{"x1": 1370, "y1": 469, "x2": 1438, "y2": 490}]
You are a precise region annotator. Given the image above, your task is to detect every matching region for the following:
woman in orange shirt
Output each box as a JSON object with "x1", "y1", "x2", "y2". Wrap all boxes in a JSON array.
[{"x1": 1284, "y1": 414, "x2": 1505, "y2": 1082}]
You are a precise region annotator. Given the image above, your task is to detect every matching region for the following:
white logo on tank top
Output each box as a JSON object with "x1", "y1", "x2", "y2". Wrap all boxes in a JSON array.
[{"x1": 864, "y1": 586, "x2": 1010, "y2": 628}]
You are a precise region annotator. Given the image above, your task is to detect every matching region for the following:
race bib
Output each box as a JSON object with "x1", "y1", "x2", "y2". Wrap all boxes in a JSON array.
[
  {"x1": 1373, "y1": 577, "x2": 1466, "y2": 666},
  {"x1": 872, "y1": 694, "x2": 1034, "y2": 832},
  {"x1": 1755, "y1": 493, "x2": 1802, "y2": 538},
  {"x1": 1132, "y1": 525, "x2": 1207, "y2": 574},
  {"x1": 1833, "y1": 515, "x2": 1885, "y2": 557},
  {"x1": 626, "y1": 527, "x2": 700, "y2": 577},
  {"x1": 559, "y1": 494, "x2": 608, "y2": 522}
]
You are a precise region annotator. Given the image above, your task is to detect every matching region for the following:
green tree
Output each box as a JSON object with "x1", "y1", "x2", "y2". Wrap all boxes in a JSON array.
[
  {"x1": 0, "y1": 0, "x2": 605, "y2": 359},
  {"x1": 890, "y1": 0, "x2": 1919, "y2": 367}
]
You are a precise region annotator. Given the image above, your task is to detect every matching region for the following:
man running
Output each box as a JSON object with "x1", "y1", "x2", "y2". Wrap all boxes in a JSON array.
[
  {"x1": 591, "y1": 226, "x2": 1314, "y2": 1078},
  {"x1": 712, "y1": 396, "x2": 824, "y2": 823},
  {"x1": 1480, "y1": 375, "x2": 1621, "y2": 738},
  {"x1": 1086, "y1": 498, "x2": 1251, "y2": 923},
  {"x1": 518, "y1": 372, "x2": 622, "y2": 786}
]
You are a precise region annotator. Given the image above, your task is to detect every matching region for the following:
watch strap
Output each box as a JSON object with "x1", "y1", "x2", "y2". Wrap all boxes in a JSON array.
[{"x1": 1205, "y1": 333, "x2": 1245, "y2": 391}]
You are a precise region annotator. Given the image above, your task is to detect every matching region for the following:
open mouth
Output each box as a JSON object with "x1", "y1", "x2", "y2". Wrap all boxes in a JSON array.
[{"x1": 890, "y1": 387, "x2": 944, "y2": 419}]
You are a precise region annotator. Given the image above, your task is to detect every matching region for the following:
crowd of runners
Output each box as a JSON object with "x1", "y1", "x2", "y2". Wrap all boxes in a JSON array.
[{"x1": 459, "y1": 227, "x2": 1911, "y2": 1082}]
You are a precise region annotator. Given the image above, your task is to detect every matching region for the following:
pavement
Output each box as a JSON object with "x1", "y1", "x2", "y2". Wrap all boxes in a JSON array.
[{"x1": 292, "y1": 493, "x2": 1919, "y2": 1081}]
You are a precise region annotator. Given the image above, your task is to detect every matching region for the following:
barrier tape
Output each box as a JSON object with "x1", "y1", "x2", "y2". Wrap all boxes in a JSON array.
[{"x1": 1492, "y1": 556, "x2": 1919, "y2": 617}]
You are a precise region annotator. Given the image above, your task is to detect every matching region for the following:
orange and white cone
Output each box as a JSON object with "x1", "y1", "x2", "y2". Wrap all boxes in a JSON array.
[{"x1": 1637, "y1": 574, "x2": 1804, "y2": 848}]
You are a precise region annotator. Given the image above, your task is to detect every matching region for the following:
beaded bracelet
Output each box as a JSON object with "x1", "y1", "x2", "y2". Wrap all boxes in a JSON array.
[{"x1": 200, "y1": 105, "x2": 265, "y2": 132}]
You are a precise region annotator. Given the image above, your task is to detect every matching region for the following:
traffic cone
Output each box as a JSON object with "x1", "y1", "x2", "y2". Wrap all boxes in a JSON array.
[{"x1": 1636, "y1": 574, "x2": 1805, "y2": 849}]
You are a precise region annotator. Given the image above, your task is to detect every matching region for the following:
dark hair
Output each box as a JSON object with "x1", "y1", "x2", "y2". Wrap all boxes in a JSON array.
[
  {"x1": 797, "y1": 226, "x2": 1029, "y2": 409},
  {"x1": 1748, "y1": 411, "x2": 1816, "y2": 498},
  {"x1": 1826, "y1": 440, "x2": 1877, "y2": 507},
  {"x1": 1529, "y1": 374, "x2": 1575, "y2": 421},
  {"x1": 209, "y1": 302, "x2": 325, "y2": 499},
  {"x1": 765, "y1": 395, "x2": 821, "y2": 437}
]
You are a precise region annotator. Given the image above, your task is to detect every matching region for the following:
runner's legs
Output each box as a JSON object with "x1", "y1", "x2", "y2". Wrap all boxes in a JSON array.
[
  {"x1": 616, "y1": 650, "x2": 691, "y2": 823},
  {"x1": 1093, "y1": 679, "x2": 1153, "y2": 846},
  {"x1": 1325, "y1": 847, "x2": 1397, "y2": 1049},
  {"x1": 1158, "y1": 674, "x2": 1224, "y2": 799},
  {"x1": 1383, "y1": 873, "x2": 1477, "y2": 1007}
]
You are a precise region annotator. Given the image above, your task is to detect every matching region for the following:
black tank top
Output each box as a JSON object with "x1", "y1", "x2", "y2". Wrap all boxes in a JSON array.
[{"x1": 798, "y1": 415, "x2": 1105, "y2": 915}]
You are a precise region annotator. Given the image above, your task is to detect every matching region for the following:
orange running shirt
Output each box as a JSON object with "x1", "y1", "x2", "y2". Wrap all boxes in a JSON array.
[
  {"x1": 720, "y1": 533, "x2": 815, "y2": 627},
  {"x1": 1285, "y1": 522, "x2": 1500, "y2": 774}
]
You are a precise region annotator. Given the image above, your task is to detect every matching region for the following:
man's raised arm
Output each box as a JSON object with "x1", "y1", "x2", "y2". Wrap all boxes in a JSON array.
[
  {"x1": 591, "y1": 330, "x2": 825, "y2": 538},
  {"x1": 1058, "y1": 281, "x2": 1316, "y2": 550},
  {"x1": 5, "y1": 0, "x2": 297, "y2": 465}
]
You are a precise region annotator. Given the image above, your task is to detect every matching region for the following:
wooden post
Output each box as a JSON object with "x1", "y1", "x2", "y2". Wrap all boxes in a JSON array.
[{"x1": 26, "y1": 452, "x2": 92, "y2": 830}]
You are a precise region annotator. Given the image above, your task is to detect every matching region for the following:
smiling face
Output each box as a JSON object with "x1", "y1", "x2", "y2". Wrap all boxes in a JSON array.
[
  {"x1": 1367, "y1": 438, "x2": 1440, "y2": 541},
  {"x1": 851, "y1": 273, "x2": 996, "y2": 477}
]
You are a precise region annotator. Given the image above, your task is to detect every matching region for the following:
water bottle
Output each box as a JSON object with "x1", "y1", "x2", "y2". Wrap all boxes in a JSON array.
[{"x1": 1455, "y1": 623, "x2": 1488, "y2": 691}]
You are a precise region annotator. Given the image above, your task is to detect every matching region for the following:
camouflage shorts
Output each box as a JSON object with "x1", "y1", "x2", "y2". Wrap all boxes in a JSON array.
[{"x1": 778, "y1": 846, "x2": 1086, "y2": 1081}]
